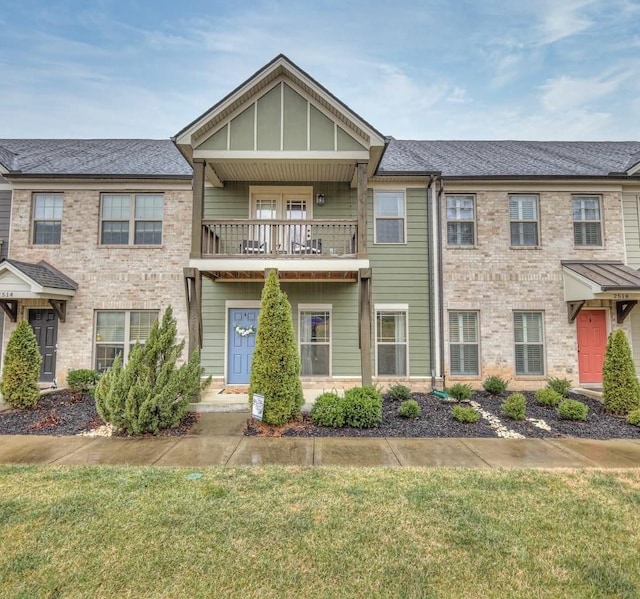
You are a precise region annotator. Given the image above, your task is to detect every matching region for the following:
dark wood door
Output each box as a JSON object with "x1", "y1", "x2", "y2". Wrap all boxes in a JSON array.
[{"x1": 28, "y1": 309, "x2": 58, "y2": 382}]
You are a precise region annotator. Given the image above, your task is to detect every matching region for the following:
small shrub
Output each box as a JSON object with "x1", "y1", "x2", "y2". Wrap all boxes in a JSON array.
[
  {"x1": 447, "y1": 383, "x2": 473, "y2": 402},
  {"x1": 67, "y1": 369, "x2": 101, "y2": 393},
  {"x1": 546, "y1": 377, "x2": 572, "y2": 397},
  {"x1": 602, "y1": 329, "x2": 640, "y2": 415},
  {"x1": 342, "y1": 386, "x2": 383, "y2": 428},
  {"x1": 387, "y1": 383, "x2": 412, "y2": 401},
  {"x1": 310, "y1": 392, "x2": 344, "y2": 427},
  {"x1": 452, "y1": 405, "x2": 479, "y2": 423},
  {"x1": 627, "y1": 409, "x2": 640, "y2": 427},
  {"x1": 557, "y1": 399, "x2": 589, "y2": 421},
  {"x1": 535, "y1": 388, "x2": 562, "y2": 407},
  {"x1": 0, "y1": 320, "x2": 42, "y2": 409},
  {"x1": 482, "y1": 375, "x2": 509, "y2": 395},
  {"x1": 398, "y1": 399, "x2": 421, "y2": 418},
  {"x1": 502, "y1": 393, "x2": 526, "y2": 421}
]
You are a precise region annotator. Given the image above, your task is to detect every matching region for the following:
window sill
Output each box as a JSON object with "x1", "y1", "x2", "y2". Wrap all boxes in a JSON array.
[
  {"x1": 98, "y1": 245, "x2": 164, "y2": 249},
  {"x1": 573, "y1": 246, "x2": 604, "y2": 250},
  {"x1": 509, "y1": 245, "x2": 542, "y2": 250},
  {"x1": 513, "y1": 375, "x2": 546, "y2": 380},
  {"x1": 446, "y1": 245, "x2": 477, "y2": 250}
]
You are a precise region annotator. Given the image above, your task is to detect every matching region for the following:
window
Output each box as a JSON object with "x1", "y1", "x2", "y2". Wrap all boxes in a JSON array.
[
  {"x1": 509, "y1": 194, "x2": 538, "y2": 246},
  {"x1": 100, "y1": 194, "x2": 163, "y2": 245},
  {"x1": 299, "y1": 307, "x2": 331, "y2": 376},
  {"x1": 446, "y1": 195, "x2": 475, "y2": 246},
  {"x1": 376, "y1": 307, "x2": 408, "y2": 376},
  {"x1": 514, "y1": 312, "x2": 544, "y2": 376},
  {"x1": 33, "y1": 193, "x2": 63, "y2": 244},
  {"x1": 374, "y1": 191, "x2": 405, "y2": 243},
  {"x1": 95, "y1": 310, "x2": 158, "y2": 371},
  {"x1": 449, "y1": 312, "x2": 479, "y2": 375},
  {"x1": 573, "y1": 195, "x2": 602, "y2": 246}
]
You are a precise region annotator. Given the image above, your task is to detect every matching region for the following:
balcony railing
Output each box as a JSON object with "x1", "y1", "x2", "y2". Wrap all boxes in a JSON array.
[{"x1": 201, "y1": 220, "x2": 358, "y2": 257}]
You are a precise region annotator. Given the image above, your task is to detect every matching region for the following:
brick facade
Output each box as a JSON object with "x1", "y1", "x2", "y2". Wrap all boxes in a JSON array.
[
  {"x1": 3, "y1": 184, "x2": 192, "y2": 383},
  {"x1": 442, "y1": 185, "x2": 628, "y2": 389}
]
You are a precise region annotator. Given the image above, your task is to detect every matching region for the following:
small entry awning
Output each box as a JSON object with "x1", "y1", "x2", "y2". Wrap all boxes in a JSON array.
[
  {"x1": 0, "y1": 259, "x2": 77, "y2": 322},
  {"x1": 562, "y1": 261, "x2": 640, "y2": 323}
]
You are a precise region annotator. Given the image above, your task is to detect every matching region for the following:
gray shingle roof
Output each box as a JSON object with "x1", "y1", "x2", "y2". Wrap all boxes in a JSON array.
[
  {"x1": 4, "y1": 259, "x2": 78, "y2": 290},
  {"x1": 0, "y1": 139, "x2": 192, "y2": 177},
  {"x1": 378, "y1": 140, "x2": 640, "y2": 177},
  {"x1": 562, "y1": 261, "x2": 640, "y2": 290}
]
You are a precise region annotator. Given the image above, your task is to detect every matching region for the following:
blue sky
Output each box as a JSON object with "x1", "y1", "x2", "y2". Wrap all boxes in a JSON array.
[{"x1": 1, "y1": 0, "x2": 639, "y2": 140}]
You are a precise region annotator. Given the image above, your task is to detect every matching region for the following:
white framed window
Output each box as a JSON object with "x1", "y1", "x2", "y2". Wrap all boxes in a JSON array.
[
  {"x1": 33, "y1": 193, "x2": 63, "y2": 245},
  {"x1": 374, "y1": 191, "x2": 406, "y2": 244},
  {"x1": 95, "y1": 310, "x2": 158, "y2": 371},
  {"x1": 299, "y1": 305, "x2": 331, "y2": 376},
  {"x1": 446, "y1": 194, "x2": 475, "y2": 246},
  {"x1": 573, "y1": 195, "x2": 602, "y2": 246},
  {"x1": 449, "y1": 311, "x2": 479, "y2": 375},
  {"x1": 100, "y1": 193, "x2": 164, "y2": 245},
  {"x1": 375, "y1": 305, "x2": 408, "y2": 376},
  {"x1": 514, "y1": 311, "x2": 545, "y2": 376},
  {"x1": 509, "y1": 194, "x2": 539, "y2": 246}
]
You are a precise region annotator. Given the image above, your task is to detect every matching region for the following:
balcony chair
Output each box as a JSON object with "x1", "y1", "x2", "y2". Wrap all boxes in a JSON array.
[
  {"x1": 292, "y1": 239, "x2": 323, "y2": 254},
  {"x1": 240, "y1": 240, "x2": 266, "y2": 254}
]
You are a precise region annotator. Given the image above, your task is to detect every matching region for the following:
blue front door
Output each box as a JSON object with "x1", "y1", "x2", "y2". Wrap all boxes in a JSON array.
[{"x1": 227, "y1": 308, "x2": 259, "y2": 384}]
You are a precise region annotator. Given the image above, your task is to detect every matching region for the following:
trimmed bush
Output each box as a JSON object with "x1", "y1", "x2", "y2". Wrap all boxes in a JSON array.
[
  {"x1": 602, "y1": 329, "x2": 640, "y2": 415},
  {"x1": 387, "y1": 383, "x2": 412, "y2": 402},
  {"x1": 249, "y1": 270, "x2": 303, "y2": 425},
  {"x1": 342, "y1": 386, "x2": 382, "y2": 428},
  {"x1": 546, "y1": 377, "x2": 572, "y2": 397},
  {"x1": 67, "y1": 369, "x2": 101, "y2": 393},
  {"x1": 627, "y1": 409, "x2": 640, "y2": 427},
  {"x1": 398, "y1": 399, "x2": 421, "y2": 418},
  {"x1": 0, "y1": 320, "x2": 42, "y2": 409},
  {"x1": 482, "y1": 375, "x2": 509, "y2": 395},
  {"x1": 502, "y1": 393, "x2": 526, "y2": 421},
  {"x1": 535, "y1": 388, "x2": 563, "y2": 407},
  {"x1": 94, "y1": 306, "x2": 204, "y2": 435},
  {"x1": 557, "y1": 399, "x2": 588, "y2": 421},
  {"x1": 447, "y1": 383, "x2": 473, "y2": 402},
  {"x1": 452, "y1": 405, "x2": 479, "y2": 423},
  {"x1": 310, "y1": 392, "x2": 344, "y2": 428}
]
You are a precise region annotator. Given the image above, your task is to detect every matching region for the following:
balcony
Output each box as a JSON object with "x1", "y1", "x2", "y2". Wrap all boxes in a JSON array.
[{"x1": 201, "y1": 219, "x2": 358, "y2": 258}]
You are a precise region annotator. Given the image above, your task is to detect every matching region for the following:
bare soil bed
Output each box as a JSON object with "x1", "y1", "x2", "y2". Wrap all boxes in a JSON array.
[
  {"x1": 0, "y1": 390, "x2": 198, "y2": 436},
  {"x1": 245, "y1": 391, "x2": 640, "y2": 439}
]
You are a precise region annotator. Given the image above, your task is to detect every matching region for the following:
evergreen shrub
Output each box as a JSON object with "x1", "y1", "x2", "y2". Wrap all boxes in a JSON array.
[
  {"x1": 447, "y1": 383, "x2": 473, "y2": 402},
  {"x1": 535, "y1": 388, "x2": 562, "y2": 407},
  {"x1": 452, "y1": 405, "x2": 479, "y2": 423},
  {"x1": 67, "y1": 369, "x2": 101, "y2": 393},
  {"x1": 482, "y1": 375, "x2": 509, "y2": 395},
  {"x1": 387, "y1": 383, "x2": 412, "y2": 401},
  {"x1": 310, "y1": 392, "x2": 344, "y2": 428},
  {"x1": 546, "y1": 377, "x2": 572, "y2": 397},
  {"x1": 94, "y1": 306, "x2": 204, "y2": 434},
  {"x1": 398, "y1": 399, "x2": 421, "y2": 418},
  {"x1": 627, "y1": 409, "x2": 640, "y2": 427},
  {"x1": 602, "y1": 329, "x2": 640, "y2": 415},
  {"x1": 248, "y1": 270, "x2": 303, "y2": 425},
  {"x1": 557, "y1": 399, "x2": 588, "y2": 421},
  {"x1": 502, "y1": 393, "x2": 526, "y2": 420},
  {"x1": 0, "y1": 320, "x2": 42, "y2": 408},
  {"x1": 342, "y1": 386, "x2": 382, "y2": 428}
]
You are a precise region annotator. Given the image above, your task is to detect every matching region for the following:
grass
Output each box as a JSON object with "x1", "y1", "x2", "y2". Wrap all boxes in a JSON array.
[{"x1": 1, "y1": 466, "x2": 640, "y2": 598}]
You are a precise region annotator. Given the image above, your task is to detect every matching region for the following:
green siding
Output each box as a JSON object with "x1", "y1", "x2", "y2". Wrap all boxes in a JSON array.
[
  {"x1": 283, "y1": 84, "x2": 307, "y2": 151},
  {"x1": 257, "y1": 85, "x2": 281, "y2": 151},
  {"x1": 229, "y1": 106, "x2": 255, "y2": 150},
  {"x1": 309, "y1": 106, "x2": 334, "y2": 151},
  {"x1": 337, "y1": 126, "x2": 365, "y2": 151},
  {"x1": 197, "y1": 125, "x2": 228, "y2": 151}
]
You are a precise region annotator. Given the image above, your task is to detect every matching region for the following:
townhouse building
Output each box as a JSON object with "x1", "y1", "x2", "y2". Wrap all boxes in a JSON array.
[{"x1": 1, "y1": 55, "x2": 640, "y2": 391}]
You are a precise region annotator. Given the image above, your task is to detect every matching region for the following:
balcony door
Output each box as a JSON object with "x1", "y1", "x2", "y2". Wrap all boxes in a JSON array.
[{"x1": 250, "y1": 186, "x2": 313, "y2": 253}]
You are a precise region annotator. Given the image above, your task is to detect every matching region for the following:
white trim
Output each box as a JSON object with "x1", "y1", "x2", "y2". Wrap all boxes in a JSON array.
[
  {"x1": 298, "y1": 303, "x2": 332, "y2": 310},
  {"x1": 193, "y1": 150, "x2": 369, "y2": 161},
  {"x1": 0, "y1": 261, "x2": 75, "y2": 298},
  {"x1": 298, "y1": 304, "x2": 332, "y2": 377},
  {"x1": 628, "y1": 161, "x2": 640, "y2": 176},
  {"x1": 224, "y1": 302, "x2": 261, "y2": 385},
  {"x1": 374, "y1": 305, "x2": 410, "y2": 378},
  {"x1": 190, "y1": 258, "x2": 370, "y2": 272},
  {"x1": 513, "y1": 310, "x2": 546, "y2": 377},
  {"x1": 373, "y1": 189, "x2": 407, "y2": 245},
  {"x1": 375, "y1": 303, "x2": 409, "y2": 311}
]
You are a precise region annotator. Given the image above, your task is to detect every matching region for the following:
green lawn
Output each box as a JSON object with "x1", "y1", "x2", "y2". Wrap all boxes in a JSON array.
[{"x1": 1, "y1": 466, "x2": 640, "y2": 598}]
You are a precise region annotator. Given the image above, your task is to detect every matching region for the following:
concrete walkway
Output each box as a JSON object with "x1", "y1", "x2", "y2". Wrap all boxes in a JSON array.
[{"x1": 1, "y1": 413, "x2": 640, "y2": 468}]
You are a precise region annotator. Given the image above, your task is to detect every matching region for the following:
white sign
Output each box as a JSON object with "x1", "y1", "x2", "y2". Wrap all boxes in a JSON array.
[{"x1": 252, "y1": 394, "x2": 265, "y2": 421}]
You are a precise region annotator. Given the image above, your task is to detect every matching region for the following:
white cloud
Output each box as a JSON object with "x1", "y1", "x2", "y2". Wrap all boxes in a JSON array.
[{"x1": 535, "y1": 0, "x2": 597, "y2": 45}]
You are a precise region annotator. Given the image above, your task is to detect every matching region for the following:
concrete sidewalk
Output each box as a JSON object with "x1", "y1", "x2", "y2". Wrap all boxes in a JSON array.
[{"x1": 1, "y1": 413, "x2": 640, "y2": 468}]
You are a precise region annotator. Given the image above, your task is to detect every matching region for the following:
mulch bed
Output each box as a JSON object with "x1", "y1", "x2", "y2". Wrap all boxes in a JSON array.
[
  {"x1": 245, "y1": 391, "x2": 640, "y2": 439},
  {"x1": 0, "y1": 390, "x2": 198, "y2": 437}
]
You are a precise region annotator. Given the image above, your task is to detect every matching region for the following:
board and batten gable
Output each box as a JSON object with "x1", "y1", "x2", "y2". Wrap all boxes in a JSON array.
[
  {"x1": 0, "y1": 183, "x2": 11, "y2": 364},
  {"x1": 622, "y1": 188, "x2": 640, "y2": 376}
]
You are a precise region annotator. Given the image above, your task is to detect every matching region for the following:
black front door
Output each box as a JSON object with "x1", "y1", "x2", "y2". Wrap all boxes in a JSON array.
[{"x1": 28, "y1": 309, "x2": 58, "y2": 382}]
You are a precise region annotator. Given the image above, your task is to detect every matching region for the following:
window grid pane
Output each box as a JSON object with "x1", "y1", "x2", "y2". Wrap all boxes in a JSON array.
[
  {"x1": 33, "y1": 194, "x2": 63, "y2": 244},
  {"x1": 572, "y1": 196, "x2": 602, "y2": 246},
  {"x1": 299, "y1": 311, "x2": 330, "y2": 376},
  {"x1": 514, "y1": 312, "x2": 544, "y2": 375},
  {"x1": 509, "y1": 195, "x2": 538, "y2": 246},
  {"x1": 376, "y1": 311, "x2": 407, "y2": 376},
  {"x1": 449, "y1": 312, "x2": 479, "y2": 375},
  {"x1": 375, "y1": 192, "x2": 405, "y2": 243}
]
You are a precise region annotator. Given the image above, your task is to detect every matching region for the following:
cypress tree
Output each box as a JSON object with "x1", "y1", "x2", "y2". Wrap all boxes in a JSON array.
[
  {"x1": 249, "y1": 269, "x2": 303, "y2": 425},
  {"x1": 602, "y1": 328, "x2": 640, "y2": 415},
  {"x1": 0, "y1": 320, "x2": 42, "y2": 408}
]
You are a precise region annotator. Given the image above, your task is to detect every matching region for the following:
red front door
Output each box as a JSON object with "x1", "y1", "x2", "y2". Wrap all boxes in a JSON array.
[{"x1": 576, "y1": 310, "x2": 607, "y2": 383}]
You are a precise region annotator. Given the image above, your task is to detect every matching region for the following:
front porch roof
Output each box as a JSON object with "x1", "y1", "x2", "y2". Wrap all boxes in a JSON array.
[{"x1": 562, "y1": 261, "x2": 640, "y2": 301}]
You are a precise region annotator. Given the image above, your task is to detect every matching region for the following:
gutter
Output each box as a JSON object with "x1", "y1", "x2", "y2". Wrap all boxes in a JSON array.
[
  {"x1": 426, "y1": 176, "x2": 436, "y2": 390},
  {"x1": 436, "y1": 177, "x2": 445, "y2": 388}
]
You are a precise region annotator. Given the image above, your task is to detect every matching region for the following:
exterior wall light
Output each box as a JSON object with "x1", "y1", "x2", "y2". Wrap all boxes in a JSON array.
[{"x1": 315, "y1": 193, "x2": 325, "y2": 205}]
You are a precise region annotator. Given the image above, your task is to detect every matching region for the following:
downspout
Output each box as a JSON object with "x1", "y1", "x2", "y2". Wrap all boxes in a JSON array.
[
  {"x1": 436, "y1": 177, "x2": 446, "y2": 389},
  {"x1": 426, "y1": 176, "x2": 436, "y2": 390}
]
